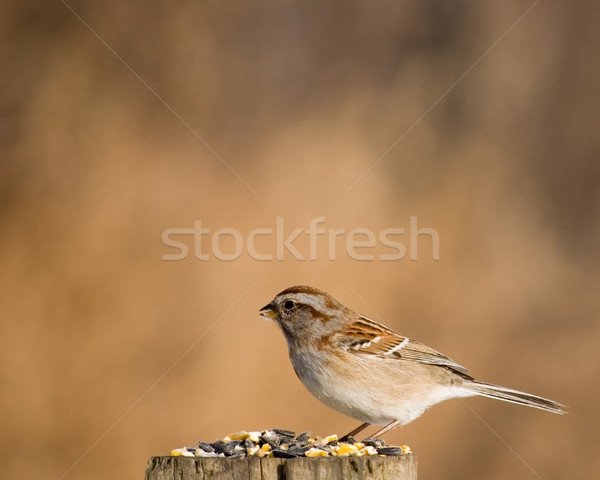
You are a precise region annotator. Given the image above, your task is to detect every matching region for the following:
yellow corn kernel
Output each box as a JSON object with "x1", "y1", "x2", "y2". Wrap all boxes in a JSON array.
[
  {"x1": 323, "y1": 434, "x2": 338, "y2": 443},
  {"x1": 170, "y1": 448, "x2": 194, "y2": 457},
  {"x1": 336, "y1": 444, "x2": 359, "y2": 456},
  {"x1": 248, "y1": 431, "x2": 261, "y2": 443},
  {"x1": 256, "y1": 445, "x2": 270, "y2": 458},
  {"x1": 305, "y1": 447, "x2": 329, "y2": 457},
  {"x1": 359, "y1": 445, "x2": 378, "y2": 456}
]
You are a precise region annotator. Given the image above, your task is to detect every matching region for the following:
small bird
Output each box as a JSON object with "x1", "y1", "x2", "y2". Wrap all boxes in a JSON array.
[{"x1": 259, "y1": 285, "x2": 566, "y2": 439}]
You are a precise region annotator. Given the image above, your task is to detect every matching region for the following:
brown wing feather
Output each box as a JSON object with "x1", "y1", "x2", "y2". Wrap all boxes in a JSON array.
[{"x1": 334, "y1": 315, "x2": 469, "y2": 373}]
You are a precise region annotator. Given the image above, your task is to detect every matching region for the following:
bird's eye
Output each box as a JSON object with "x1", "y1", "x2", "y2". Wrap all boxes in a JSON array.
[{"x1": 283, "y1": 300, "x2": 295, "y2": 311}]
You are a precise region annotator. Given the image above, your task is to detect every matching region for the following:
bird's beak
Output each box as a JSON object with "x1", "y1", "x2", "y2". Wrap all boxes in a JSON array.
[{"x1": 259, "y1": 303, "x2": 277, "y2": 321}]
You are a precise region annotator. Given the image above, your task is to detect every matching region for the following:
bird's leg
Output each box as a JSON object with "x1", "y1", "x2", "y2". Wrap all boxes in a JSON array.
[
  {"x1": 370, "y1": 420, "x2": 401, "y2": 438},
  {"x1": 340, "y1": 422, "x2": 371, "y2": 441}
]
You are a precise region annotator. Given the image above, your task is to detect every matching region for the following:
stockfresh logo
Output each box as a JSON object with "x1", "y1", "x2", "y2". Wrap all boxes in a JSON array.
[{"x1": 162, "y1": 216, "x2": 439, "y2": 262}]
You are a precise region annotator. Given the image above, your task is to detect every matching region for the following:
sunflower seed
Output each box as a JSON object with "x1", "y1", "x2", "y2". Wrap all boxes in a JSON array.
[
  {"x1": 260, "y1": 430, "x2": 281, "y2": 448},
  {"x1": 294, "y1": 431, "x2": 311, "y2": 444},
  {"x1": 363, "y1": 437, "x2": 385, "y2": 448},
  {"x1": 197, "y1": 441, "x2": 215, "y2": 453},
  {"x1": 287, "y1": 445, "x2": 312, "y2": 456},
  {"x1": 376, "y1": 446, "x2": 403, "y2": 456},
  {"x1": 211, "y1": 440, "x2": 241, "y2": 456},
  {"x1": 271, "y1": 448, "x2": 299, "y2": 458},
  {"x1": 272, "y1": 428, "x2": 296, "y2": 438}
]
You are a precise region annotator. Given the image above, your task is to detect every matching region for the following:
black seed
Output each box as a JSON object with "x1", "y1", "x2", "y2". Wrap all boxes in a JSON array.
[
  {"x1": 260, "y1": 431, "x2": 281, "y2": 448},
  {"x1": 228, "y1": 450, "x2": 245, "y2": 457},
  {"x1": 225, "y1": 441, "x2": 242, "y2": 452},
  {"x1": 363, "y1": 437, "x2": 385, "y2": 448},
  {"x1": 242, "y1": 438, "x2": 254, "y2": 450},
  {"x1": 271, "y1": 448, "x2": 298, "y2": 458},
  {"x1": 211, "y1": 440, "x2": 225, "y2": 452},
  {"x1": 185, "y1": 446, "x2": 197, "y2": 453},
  {"x1": 272, "y1": 428, "x2": 296, "y2": 438},
  {"x1": 377, "y1": 447, "x2": 403, "y2": 456},
  {"x1": 211, "y1": 440, "x2": 241, "y2": 456},
  {"x1": 197, "y1": 441, "x2": 215, "y2": 453},
  {"x1": 287, "y1": 445, "x2": 312, "y2": 456},
  {"x1": 295, "y1": 431, "x2": 311, "y2": 444},
  {"x1": 231, "y1": 445, "x2": 247, "y2": 457}
]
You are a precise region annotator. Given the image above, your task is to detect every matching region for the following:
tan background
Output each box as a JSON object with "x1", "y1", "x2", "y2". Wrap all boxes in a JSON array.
[{"x1": 1, "y1": 1, "x2": 598, "y2": 479}]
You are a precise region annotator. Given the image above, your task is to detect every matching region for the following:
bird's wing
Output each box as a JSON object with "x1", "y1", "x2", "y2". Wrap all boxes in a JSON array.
[{"x1": 333, "y1": 315, "x2": 469, "y2": 373}]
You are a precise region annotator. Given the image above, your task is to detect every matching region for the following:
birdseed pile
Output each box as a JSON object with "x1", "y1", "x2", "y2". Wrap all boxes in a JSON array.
[{"x1": 170, "y1": 429, "x2": 411, "y2": 458}]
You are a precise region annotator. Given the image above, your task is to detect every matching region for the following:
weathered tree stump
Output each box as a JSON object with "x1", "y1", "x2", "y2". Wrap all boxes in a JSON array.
[{"x1": 146, "y1": 455, "x2": 417, "y2": 480}]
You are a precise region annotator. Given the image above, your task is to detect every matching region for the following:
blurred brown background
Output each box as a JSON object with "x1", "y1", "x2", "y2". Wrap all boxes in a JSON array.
[{"x1": 1, "y1": 1, "x2": 598, "y2": 479}]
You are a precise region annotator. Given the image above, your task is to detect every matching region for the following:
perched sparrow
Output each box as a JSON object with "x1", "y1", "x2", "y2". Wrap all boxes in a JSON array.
[{"x1": 260, "y1": 285, "x2": 566, "y2": 438}]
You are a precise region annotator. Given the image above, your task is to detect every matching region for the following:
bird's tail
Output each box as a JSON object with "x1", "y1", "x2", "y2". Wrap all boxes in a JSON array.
[{"x1": 468, "y1": 381, "x2": 567, "y2": 414}]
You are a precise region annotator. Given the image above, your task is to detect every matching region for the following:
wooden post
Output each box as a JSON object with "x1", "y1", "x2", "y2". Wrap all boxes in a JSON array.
[{"x1": 146, "y1": 455, "x2": 417, "y2": 480}]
